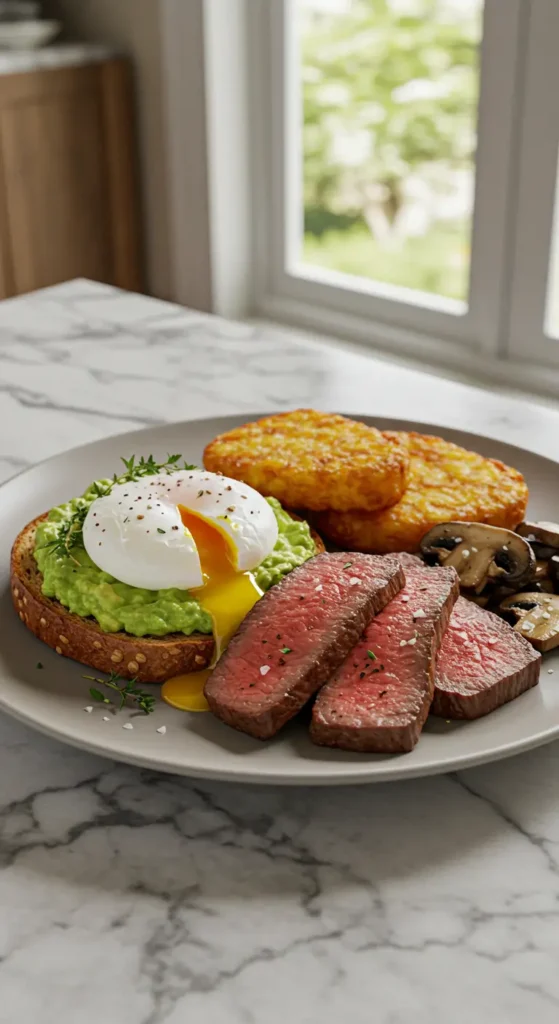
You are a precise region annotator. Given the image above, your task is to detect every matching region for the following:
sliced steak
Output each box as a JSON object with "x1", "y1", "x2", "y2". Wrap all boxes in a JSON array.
[
  {"x1": 310, "y1": 557, "x2": 459, "y2": 753},
  {"x1": 433, "y1": 596, "x2": 541, "y2": 719},
  {"x1": 204, "y1": 552, "x2": 404, "y2": 739}
]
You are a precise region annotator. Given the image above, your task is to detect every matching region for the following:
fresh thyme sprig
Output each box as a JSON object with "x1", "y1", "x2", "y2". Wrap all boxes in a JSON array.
[
  {"x1": 83, "y1": 671, "x2": 156, "y2": 715},
  {"x1": 42, "y1": 453, "x2": 198, "y2": 560},
  {"x1": 47, "y1": 505, "x2": 89, "y2": 564},
  {"x1": 118, "y1": 453, "x2": 197, "y2": 482}
]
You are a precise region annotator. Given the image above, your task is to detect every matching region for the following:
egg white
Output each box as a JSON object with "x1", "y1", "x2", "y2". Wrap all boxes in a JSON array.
[{"x1": 82, "y1": 470, "x2": 278, "y2": 591}]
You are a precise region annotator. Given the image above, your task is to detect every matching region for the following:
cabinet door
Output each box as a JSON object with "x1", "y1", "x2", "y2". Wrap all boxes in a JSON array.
[{"x1": 0, "y1": 61, "x2": 142, "y2": 296}]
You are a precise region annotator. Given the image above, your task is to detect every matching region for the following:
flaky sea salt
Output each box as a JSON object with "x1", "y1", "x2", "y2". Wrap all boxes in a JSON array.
[
  {"x1": 156, "y1": 725, "x2": 167, "y2": 734},
  {"x1": 413, "y1": 609, "x2": 426, "y2": 619},
  {"x1": 349, "y1": 577, "x2": 361, "y2": 586},
  {"x1": 122, "y1": 722, "x2": 134, "y2": 730},
  {"x1": 315, "y1": 584, "x2": 323, "y2": 592},
  {"x1": 260, "y1": 665, "x2": 271, "y2": 676},
  {"x1": 83, "y1": 706, "x2": 93, "y2": 714}
]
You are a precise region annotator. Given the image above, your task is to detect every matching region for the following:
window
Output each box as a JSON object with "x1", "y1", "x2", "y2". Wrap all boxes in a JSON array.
[
  {"x1": 250, "y1": 0, "x2": 559, "y2": 390},
  {"x1": 295, "y1": 0, "x2": 484, "y2": 313}
]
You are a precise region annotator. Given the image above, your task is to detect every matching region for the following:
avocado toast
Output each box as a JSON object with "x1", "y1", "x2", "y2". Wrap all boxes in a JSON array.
[{"x1": 11, "y1": 457, "x2": 324, "y2": 683}]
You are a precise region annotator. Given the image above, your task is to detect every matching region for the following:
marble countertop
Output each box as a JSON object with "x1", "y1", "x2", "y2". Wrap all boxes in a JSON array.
[{"x1": 2, "y1": 278, "x2": 559, "y2": 1023}]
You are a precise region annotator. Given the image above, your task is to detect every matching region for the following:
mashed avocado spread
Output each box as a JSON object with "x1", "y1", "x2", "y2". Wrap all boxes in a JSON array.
[{"x1": 34, "y1": 481, "x2": 316, "y2": 637}]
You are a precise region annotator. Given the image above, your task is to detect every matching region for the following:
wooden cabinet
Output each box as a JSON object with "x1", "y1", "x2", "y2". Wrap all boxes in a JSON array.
[{"x1": 0, "y1": 56, "x2": 142, "y2": 297}]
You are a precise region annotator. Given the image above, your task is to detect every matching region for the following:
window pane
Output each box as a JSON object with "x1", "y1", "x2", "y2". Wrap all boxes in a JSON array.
[{"x1": 293, "y1": 0, "x2": 484, "y2": 311}]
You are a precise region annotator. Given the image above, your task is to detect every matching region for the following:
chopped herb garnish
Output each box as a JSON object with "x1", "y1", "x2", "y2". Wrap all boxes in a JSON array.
[
  {"x1": 36, "y1": 662, "x2": 43, "y2": 669},
  {"x1": 367, "y1": 650, "x2": 377, "y2": 661},
  {"x1": 89, "y1": 687, "x2": 109, "y2": 704},
  {"x1": 280, "y1": 647, "x2": 292, "y2": 654},
  {"x1": 343, "y1": 561, "x2": 353, "y2": 569},
  {"x1": 83, "y1": 672, "x2": 156, "y2": 715},
  {"x1": 157, "y1": 528, "x2": 166, "y2": 534}
]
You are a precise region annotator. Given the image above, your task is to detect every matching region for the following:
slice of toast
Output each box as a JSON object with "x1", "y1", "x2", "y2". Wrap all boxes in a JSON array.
[{"x1": 11, "y1": 514, "x2": 324, "y2": 684}]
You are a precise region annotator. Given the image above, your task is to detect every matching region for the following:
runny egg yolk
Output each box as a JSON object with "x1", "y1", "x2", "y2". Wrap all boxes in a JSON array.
[{"x1": 161, "y1": 506, "x2": 263, "y2": 712}]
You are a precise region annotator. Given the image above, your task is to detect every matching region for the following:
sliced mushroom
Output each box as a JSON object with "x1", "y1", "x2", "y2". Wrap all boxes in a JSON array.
[
  {"x1": 528, "y1": 544, "x2": 558, "y2": 561},
  {"x1": 519, "y1": 578, "x2": 554, "y2": 595},
  {"x1": 462, "y1": 592, "x2": 490, "y2": 608},
  {"x1": 517, "y1": 521, "x2": 559, "y2": 550},
  {"x1": 420, "y1": 522, "x2": 535, "y2": 594},
  {"x1": 499, "y1": 592, "x2": 559, "y2": 652}
]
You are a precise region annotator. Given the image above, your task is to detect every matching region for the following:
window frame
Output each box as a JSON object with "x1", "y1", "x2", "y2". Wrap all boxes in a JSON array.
[
  {"x1": 252, "y1": 0, "x2": 524, "y2": 360},
  {"x1": 506, "y1": 0, "x2": 559, "y2": 367}
]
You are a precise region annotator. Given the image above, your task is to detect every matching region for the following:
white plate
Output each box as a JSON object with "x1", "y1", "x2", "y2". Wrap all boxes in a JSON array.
[{"x1": 1, "y1": 414, "x2": 558, "y2": 785}]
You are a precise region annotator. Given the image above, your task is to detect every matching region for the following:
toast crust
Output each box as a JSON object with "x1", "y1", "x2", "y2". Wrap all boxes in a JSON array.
[{"x1": 11, "y1": 513, "x2": 324, "y2": 684}]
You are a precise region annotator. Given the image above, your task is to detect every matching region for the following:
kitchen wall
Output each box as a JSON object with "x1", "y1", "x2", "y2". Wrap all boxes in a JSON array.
[{"x1": 44, "y1": 0, "x2": 172, "y2": 300}]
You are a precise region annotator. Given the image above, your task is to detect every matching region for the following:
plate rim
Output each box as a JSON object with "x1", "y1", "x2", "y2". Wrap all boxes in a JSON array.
[
  {"x1": 1, "y1": 685, "x2": 559, "y2": 785},
  {"x1": 1, "y1": 409, "x2": 553, "y2": 489}
]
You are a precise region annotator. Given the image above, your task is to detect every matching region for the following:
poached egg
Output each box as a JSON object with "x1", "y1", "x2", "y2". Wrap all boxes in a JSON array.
[{"x1": 82, "y1": 470, "x2": 278, "y2": 710}]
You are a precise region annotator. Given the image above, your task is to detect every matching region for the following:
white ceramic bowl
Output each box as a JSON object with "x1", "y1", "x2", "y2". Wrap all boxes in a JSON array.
[{"x1": 0, "y1": 19, "x2": 60, "y2": 49}]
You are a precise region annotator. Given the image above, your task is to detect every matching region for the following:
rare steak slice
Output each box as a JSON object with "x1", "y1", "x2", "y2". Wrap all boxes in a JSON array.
[
  {"x1": 204, "y1": 552, "x2": 404, "y2": 740},
  {"x1": 432, "y1": 596, "x2": 541, "y2": 719},
  {"x1": 310, "y1": 557, "x2": 459, "y2": 753}
]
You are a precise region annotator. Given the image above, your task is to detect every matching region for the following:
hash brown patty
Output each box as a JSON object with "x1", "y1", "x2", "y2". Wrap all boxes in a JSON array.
[
  {"x1": 315, "y1": 431, "x2": 529, "y2": 553},
  {"x1": 203, "y1": 409, "x2": 410, "y2": 513}
]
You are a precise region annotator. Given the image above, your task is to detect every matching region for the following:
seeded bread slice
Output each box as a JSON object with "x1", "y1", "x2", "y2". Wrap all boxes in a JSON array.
[{"x1": 11, "y1": 514, "x2": 324, "y2": 684}]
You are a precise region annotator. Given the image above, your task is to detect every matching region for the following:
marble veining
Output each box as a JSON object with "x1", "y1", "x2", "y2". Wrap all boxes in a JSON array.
[{"x1": 1, "y1": 279, "x2": 559, "y2": 1022}]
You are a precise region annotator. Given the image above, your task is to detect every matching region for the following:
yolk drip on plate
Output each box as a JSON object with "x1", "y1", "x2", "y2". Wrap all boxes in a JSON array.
[{"x1": 161, "y1": 507, "x2": 262, "y2": 712}]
